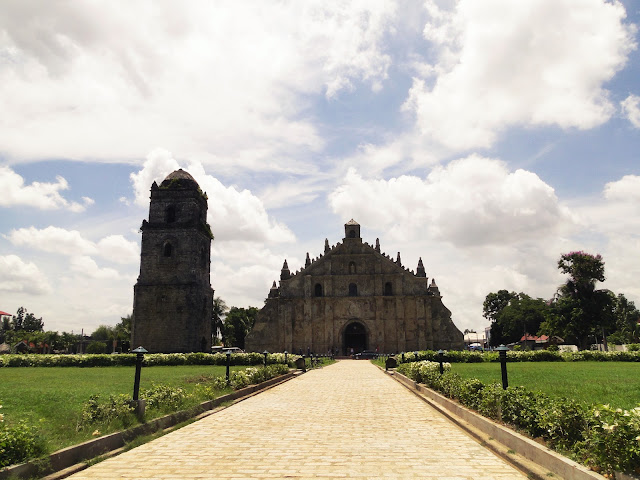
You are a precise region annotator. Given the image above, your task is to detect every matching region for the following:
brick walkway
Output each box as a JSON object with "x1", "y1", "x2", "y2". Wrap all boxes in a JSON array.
[{"x1": 67, "y1": 361, "x2": 526, "y2": 479}]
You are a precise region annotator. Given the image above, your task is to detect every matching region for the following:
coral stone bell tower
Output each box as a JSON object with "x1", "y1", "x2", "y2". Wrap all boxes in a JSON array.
[{"x1": 131, "y1": 169, "x2": 213, "y2": 353}]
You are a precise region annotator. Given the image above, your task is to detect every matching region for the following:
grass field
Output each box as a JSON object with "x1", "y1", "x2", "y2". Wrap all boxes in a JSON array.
[
  {"x1": 0, "y1": 365, "x2": 244, "y2": 452},
  {"x1": 451, "y1": 362, "x2": 640, "y2": 409}
]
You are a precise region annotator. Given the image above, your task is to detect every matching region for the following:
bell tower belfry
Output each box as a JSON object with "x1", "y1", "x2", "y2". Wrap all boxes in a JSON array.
[
  {"x1": 131, "y1": 169, "x2": 213, "y2": 353},
  {"x1": 344, "y1": 219, "x2": 361, "y2": 240}
]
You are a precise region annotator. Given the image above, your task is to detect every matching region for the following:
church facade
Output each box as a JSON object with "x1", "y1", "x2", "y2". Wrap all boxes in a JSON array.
[
  {"x1": 245, "y1": 220, "x2": 464, "y2": 354},
  {"x1": 131, "y1": 169, "x2": 213, "y2": 353}
]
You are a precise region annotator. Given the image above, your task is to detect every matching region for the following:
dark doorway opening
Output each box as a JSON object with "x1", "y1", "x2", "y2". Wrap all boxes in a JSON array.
[{"x1": 344, "y1": 322, "x2": 367, "y2": 355}]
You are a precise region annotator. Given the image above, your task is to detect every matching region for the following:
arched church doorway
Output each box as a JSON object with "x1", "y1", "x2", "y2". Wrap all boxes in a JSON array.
[{"x1": 343, "y1": 322, "x2": 367, "y2": 355}]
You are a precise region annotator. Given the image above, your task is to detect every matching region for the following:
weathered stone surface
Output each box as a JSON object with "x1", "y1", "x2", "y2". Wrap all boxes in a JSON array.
[
  {"x1": 245, "y1": 220, "x2": 464, "y2": 354},
  {"x1": 131, "y1": 169, "x2": 213, "y2": 353}
]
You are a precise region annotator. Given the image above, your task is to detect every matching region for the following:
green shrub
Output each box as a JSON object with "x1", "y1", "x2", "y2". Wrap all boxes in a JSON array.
[
  {"x1": 585, "y1": 404, "x2": 640, "y2": 473},
  {"x1": 627, "y1": 344, "x2": 640, "y2": 352},
  {"x1": 500, "y1": 386, "x2": 545, "y2": 437},
  {"x1": 142, "y1": 384, "x2": 189, "y2": 411},
  {"x1": 77, "y1": 394, "x2": 136, "y2": 430},
  {"x1": 0, "y1": 400, "x2": 46, "y2": 468},
  {"x1": 0, "y1": 421, "x2": 46, "y2": 468}
]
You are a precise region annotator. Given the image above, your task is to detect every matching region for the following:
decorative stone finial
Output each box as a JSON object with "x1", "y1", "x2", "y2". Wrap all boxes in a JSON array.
[
  {"x1": 305, "y1": 252, "x2": 311, "y2": 268},
  {"x1": 280, "y1": 259, "x2": 291, "y2": 281},
  {"x1": 375, "y1": 238, "x2": 380, "y2": 253},
  {"x1": 416, "y1": 257, "x2": 426, "y2": 277},
  {"x1": 268, "y1": 280, "x2": 279, "y2": 298},
  {"x1": 325, "y1": 238, "x2": 330, "y2": 253}
]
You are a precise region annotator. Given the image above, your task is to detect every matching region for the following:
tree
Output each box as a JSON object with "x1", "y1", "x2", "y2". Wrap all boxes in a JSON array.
[
  {"x1": 483, "y1": 290, "x2": 519, "y2": 323},
  {"x1": 12, "y1": 307, "x2": 25, "y2": 331},
  {"x1": 0, "y1": 315, "x2": 10, "y2": 343},
  {"x1": 541, "y1": 252, "x2": 614, "y2": 350},
  {"x1": 607, "y1": 294, "x2": 640, "y2": 344},
  {"x1": 222, "y1": 306, "x2": 258, "y2": 349},
  {"x1": 11, "y1": 307, "x2": 44, "y2": 332},
  {"x1": 113, "y1": 314, "x2": 132, "y2": 352},
  {"x1": 23, "y1": 312, "x2": 44, "y2": 332},
  {"x1": 59, "y1": 331, "x2": 81, "y2": 353},
  {"x1": 484, "y1": 291, "x2": 549, "y2": 346},
  {"x1": 212, "y1": 297, "x2": 228, "y2": 344},
  {"x1": 91, "y1": 325, "x2": 115, "y2": 342}
]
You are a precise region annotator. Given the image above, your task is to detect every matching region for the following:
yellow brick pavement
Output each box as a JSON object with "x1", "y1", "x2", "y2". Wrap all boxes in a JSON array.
[{"x1": 67, "y1": 360, "x2": 527, "y2": 479}]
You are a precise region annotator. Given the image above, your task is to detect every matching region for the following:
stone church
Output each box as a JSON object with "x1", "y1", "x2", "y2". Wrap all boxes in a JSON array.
[
  {"x1": 245, "y1": 220, "x2": 464, "y2": 354},
  {"x1": 131, "y1": 169, "x2": 213, "y2": 353}
]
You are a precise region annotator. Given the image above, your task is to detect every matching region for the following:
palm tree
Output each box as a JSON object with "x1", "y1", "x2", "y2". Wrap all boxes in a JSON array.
[{"x1": 212, "y1": 297, "x2": 228, "y2": 344}]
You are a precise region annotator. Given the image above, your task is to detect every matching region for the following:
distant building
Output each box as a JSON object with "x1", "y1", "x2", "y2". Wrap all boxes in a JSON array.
[
  {"x1": 131, "y1": 169, "x2": 213, "y2": 353},
  {"x1": 245, "y1": 220, "x2": 464, "y2": 354},
  {"x1": 518, "y1": 334, "x2": 564, "y2": 350},
  {"x1": 0, "y1": 310, "x2": 11, "y2": 325}
]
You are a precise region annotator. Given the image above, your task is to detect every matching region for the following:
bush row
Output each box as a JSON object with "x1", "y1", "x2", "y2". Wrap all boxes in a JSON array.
[
  {"x1": 396, "y1": 349, "x2": 640, "y2": 364},
  {"x1": 0, "y1": 401, "x2": 46, "y2": 469},
  {"x1": 76, "y1": 363, "x2": 291, "y2": 431},
  {"x1": 0, "y1": 352, "x2": 302, "y2": 368},
  {"x1": 396, "y1": 361, "x2": 640, "y2": 475}
]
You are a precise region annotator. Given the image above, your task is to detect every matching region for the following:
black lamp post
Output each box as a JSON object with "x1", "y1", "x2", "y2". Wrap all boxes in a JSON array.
[
  {"x1": 401, "y1": 351, "x2": 405, "y2": 363},
  {"x1": 496, "y1": 345, "x2": 509, "y2": 389},
  {"x1": 226, "y1": 350, "x2": 231, "y2": 384},
  {"x1": 414, "y1": 351, "x2": 419, "y2": 362},
  {"x1": 284, "y1": 350, "x2": 288, "y2": 366},
  {"x1": 263, "y1": 350, "x2": 268, "y2": 368},
  {"x1": 437, "y1": 349, "x2": 445, "y2": 375},
  {"x1": 131, "y1": 346, "x2": 148, "y2": 401}
]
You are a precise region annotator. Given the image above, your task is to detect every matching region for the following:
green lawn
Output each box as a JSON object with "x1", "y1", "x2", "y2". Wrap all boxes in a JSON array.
[
  {"x1": 0, "y1": 365, "x2": 244, "y2": 452},
  {"x1": 451, "y1": 362, "x2": 640, "y2": 409}
]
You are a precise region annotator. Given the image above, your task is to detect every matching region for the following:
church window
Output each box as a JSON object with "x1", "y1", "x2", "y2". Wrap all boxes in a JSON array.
[
  {"x1": 165, "y1": 205, "x2": 176, "y2": 223},
  {"x1": 314, "y1": 283, "x2": 323, "y2": 297},
  {"x1": 349, "y1": 283, "x2": 358, "y2": 296},
  {"x1": 163, "y1": 242, "x2": 173, "y2": 257},
  {"x1": 349, "y1": 229, "x2": 356, "y2": 238},
  {"x1": 349, "y1": 261, "x2": 356, "y2": 274},
  {"x1": 384, "y1": 282, "x2": 393, "y2": 296}
]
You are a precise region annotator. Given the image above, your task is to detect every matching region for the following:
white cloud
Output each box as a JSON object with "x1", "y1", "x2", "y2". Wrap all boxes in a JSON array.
[
  {"x1": 6, "y1": 226, "x2": 97, "y2": 256},
  {"x1": 5, "y1": 226, "x2": 139, "y2": 264},
  {"x1": 96, "y1": 235, "x2": 139, "y2": 265},
  {"x1": 130, "y1": 149, "x2": 180, "y2": 206},
  {"x1": 70, "y1": 256, "x2": 120, "y2": 280},
  {"x1": 0, "y1": 2, "x2": 396, "y2": 170},
  {"x1": 621, "y1": 94, "x2": 640, "y2": 128},
  {"x1": 131, "y1": 149, "x2": 296, "y2": 243},
  {"x1": 604, "y1": 175, "x2": 640, "y2": 202},
  {"x1": 404, "y1": 0, "x2": 636, "y2": 151},
  {"x1": 0, "y1": 166, "x2": 87, "y2": 211},
  {"x1": 329, "y1": 155, "x2": 573, "y2": 247},
  {"x1": 0, "y1": 255, "x2": 52, "y2": 294}
]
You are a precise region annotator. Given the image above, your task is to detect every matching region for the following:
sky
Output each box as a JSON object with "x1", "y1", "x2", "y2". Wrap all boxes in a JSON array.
[{"x1": 1, "y1": 0, "x2": 640, "y2": 337}]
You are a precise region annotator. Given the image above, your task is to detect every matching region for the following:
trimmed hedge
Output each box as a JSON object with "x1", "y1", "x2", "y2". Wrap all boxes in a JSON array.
[
  {"x1": 395, "y1": 349, "x2": 640, "y2": 364},
  {"x1": 0, "y1": 352, "x2": 302, "y2": 368},
  {"x1": 397, "y1": 361, "x2": 640, "y2": 475}
]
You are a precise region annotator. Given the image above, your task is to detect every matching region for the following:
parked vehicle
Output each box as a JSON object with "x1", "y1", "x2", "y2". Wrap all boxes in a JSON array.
[
  {"x1": 221, "y1": 347, "x2": 244, "y2": 354},
  {"x1": 355, "y1": 350, "x2": 378, "y2": 359}
]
